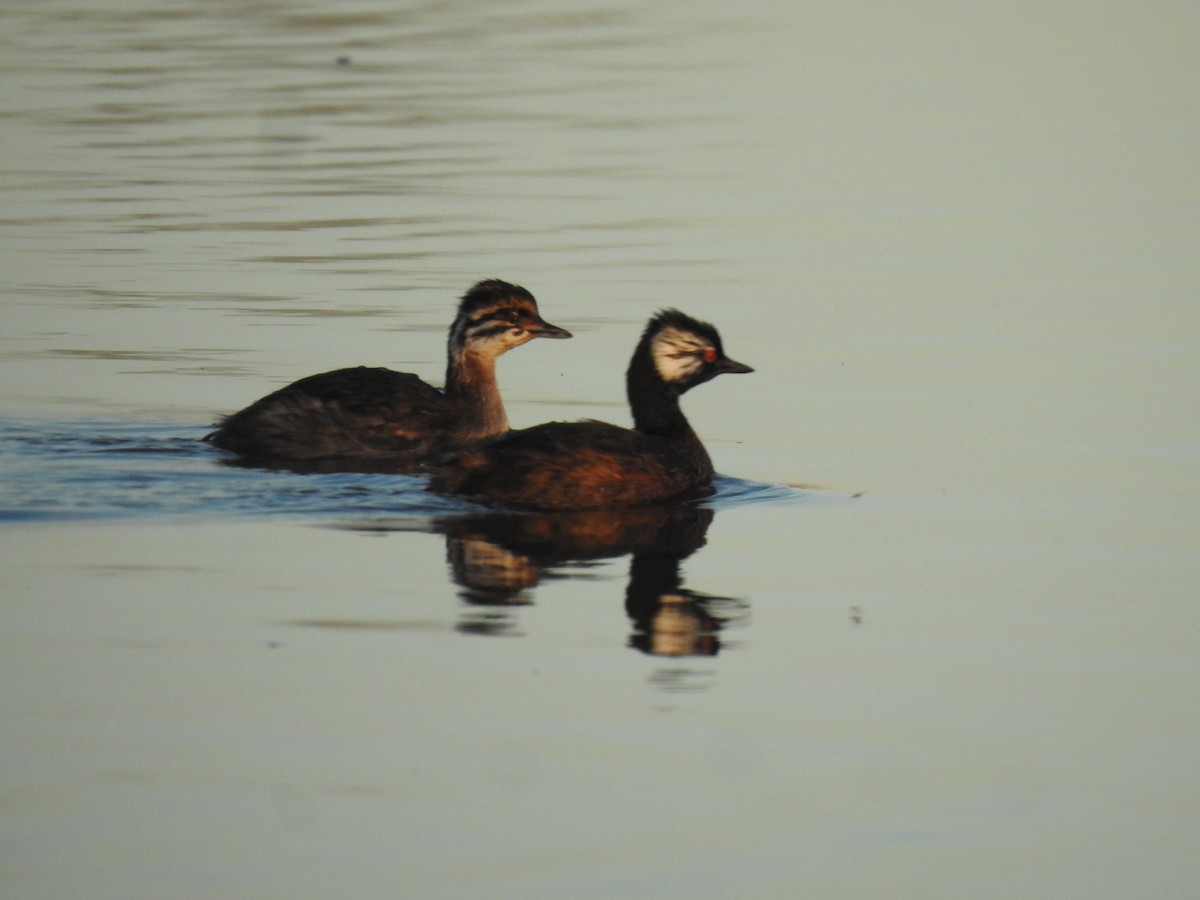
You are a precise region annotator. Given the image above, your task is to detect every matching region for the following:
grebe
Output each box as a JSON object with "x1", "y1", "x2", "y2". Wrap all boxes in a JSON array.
[
  {"x1": 430, "y1": 310, "x2": 751, "y2": 510},
  {"x1": 206, "y1": 280, "x2": 570, "y2": 462}
]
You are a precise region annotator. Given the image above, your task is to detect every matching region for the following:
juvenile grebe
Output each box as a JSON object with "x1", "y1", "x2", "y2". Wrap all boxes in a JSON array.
[
  {"x1": 206, "y1": 280, "x2": 570, "y2": 461},
  {"x1": 431, "y1": 310, "x2": 751, "y2": 510}
]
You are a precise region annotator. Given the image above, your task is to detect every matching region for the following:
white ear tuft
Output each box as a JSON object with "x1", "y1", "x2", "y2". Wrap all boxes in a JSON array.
[{"x1": 651, "y1": 325, "x2": 710, "y2": 382}]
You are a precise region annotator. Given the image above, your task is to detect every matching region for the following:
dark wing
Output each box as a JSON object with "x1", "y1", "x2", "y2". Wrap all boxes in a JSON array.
[
  {"x1": 209, "y1": 367, "x2": 451, "y2": 459},
  {"x1": 283, "y1": 366, "x2": 440, "y2": 405},
  {"x1": 432, "y1": 421, "x2": 712, "y2": 510}
]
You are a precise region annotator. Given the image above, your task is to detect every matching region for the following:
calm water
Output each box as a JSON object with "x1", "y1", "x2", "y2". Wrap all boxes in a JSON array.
[{"x1": 2, "y1": 1, "x2": 1198, "y2": 897}]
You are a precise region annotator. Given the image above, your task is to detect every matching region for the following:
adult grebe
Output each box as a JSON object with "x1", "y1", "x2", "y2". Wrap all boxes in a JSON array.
[{"x1": 431, "y1": 309, "x2": 751, "y2": 509}]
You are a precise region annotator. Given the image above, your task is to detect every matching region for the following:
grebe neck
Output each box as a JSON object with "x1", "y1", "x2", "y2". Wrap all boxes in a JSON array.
[
  {"x1": 626, "y1": 351, "x2": 696, "y2": 440},
  {"x1": 445, "y1": 349, "x2": 508, "y2": 437}
]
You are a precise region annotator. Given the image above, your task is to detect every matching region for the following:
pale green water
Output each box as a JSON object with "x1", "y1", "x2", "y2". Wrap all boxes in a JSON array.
[{"x1": 1, "y1": 1, "x2": 1198, "y2": 897}]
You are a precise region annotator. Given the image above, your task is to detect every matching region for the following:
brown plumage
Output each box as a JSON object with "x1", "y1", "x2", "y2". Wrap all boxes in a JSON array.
[
  {"x1": 431, "y1": 309, "x2": 752, "y2": 510},
  {"x1": 205, "y1": 280, "x2": 569, "y2": 462}
]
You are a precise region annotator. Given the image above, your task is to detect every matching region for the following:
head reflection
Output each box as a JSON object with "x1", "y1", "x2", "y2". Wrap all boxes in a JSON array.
[
  {"x1": 624, "y1": 553, "x2": 745, "y2": 657},
  {"x1": 437, "y1": 504, "x2": 747, "y2": 655}
]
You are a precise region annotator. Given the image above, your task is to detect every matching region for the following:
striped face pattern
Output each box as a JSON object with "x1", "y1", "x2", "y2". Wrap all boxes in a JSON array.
[
  {"x1": 446, "y1": 280, "x2": 570, "y2": 359},
  {"x1": 448, "y1": 279, "x2": 547, "y2": 358},
  {"x1": 452, "y1": 297, "x2": 539, "y2": 351},
  {"x1": 650, "y1": 324, "x2": 715, "y2": 384}
]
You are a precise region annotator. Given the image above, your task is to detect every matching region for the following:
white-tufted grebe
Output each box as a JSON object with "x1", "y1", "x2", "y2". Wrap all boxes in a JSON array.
[
  {"x1": 206, "y1": 280, "x2": 570, "y2": 462},
  {"x1": 430, "y1": 309, "x2": 751, "y2": 510}
]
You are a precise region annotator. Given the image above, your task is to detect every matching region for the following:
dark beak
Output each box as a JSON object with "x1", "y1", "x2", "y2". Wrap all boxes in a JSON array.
[
  {"x1": 527, "y1": 317, "x2": 572, "y2": 339},
  {"x1": 716, "y1": 356, "x2": 753, "y2": 375}
]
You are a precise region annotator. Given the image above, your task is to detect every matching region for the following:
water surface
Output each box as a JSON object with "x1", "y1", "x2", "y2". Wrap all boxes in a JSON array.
[{"x1": 2, "y1": 1, "x2": 1198, "y2": 898}]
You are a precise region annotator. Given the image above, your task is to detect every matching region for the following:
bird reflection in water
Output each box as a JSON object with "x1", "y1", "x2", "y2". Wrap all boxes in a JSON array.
[{"x1": 436, "y1": 503, "x2": 748, "y2": 655}]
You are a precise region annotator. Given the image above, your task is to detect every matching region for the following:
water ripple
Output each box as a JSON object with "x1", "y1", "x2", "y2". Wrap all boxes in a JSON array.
[{"x1": 0, "y1": 418, "x2": 812, "y2": 523}]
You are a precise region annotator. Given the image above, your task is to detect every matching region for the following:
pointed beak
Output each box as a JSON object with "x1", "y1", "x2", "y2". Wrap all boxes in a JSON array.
[
  {"x1": 716, "y1": 356, "x2": 753, "y2": 375},
  {"x1": 526, "y1": 317, "x2": 572, "y2": 340}
]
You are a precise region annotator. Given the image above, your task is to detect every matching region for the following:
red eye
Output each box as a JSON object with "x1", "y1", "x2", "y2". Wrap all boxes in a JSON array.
[{"x1": 703, "y1": 348, "x2": 717, "y2": 363}]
